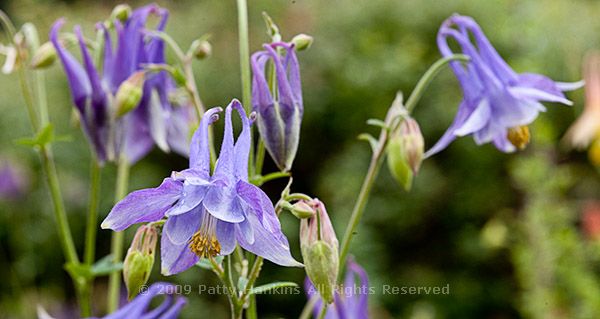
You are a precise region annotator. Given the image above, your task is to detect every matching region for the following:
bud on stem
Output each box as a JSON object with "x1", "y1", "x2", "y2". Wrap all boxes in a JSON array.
[
  {"x1": 123, "y1": 224, "x2": 157, "y2": 299},
  {"x1": 115, "y1": 71, "x2": 145, "y2": 117}
]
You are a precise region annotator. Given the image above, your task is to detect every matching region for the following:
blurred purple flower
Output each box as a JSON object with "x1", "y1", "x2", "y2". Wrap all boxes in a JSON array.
[
  {"x1": 50, "y1": 4, "x2": 196, "y2": 165},
  {"x1": 0, "y1": 158, "x2": 28, "y2": 201},
  {"x1": 251, "y1": 42, "x2": 303, "y2": 171},
  {"x1": 102, "y1": 100, "x2": 302, "y2": 275},
  {"x1": 89, "y1": 282, "x2": 186, "y2": 319},
  {"x1": 305, "y1": 259, "x2": 369, "y2": 319},
  {"x1": 426, "y1": 14, "x2": 580, "y2": 157}
]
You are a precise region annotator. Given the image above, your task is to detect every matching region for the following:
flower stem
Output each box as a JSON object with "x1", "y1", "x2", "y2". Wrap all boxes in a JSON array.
[
  {"x1": 107, "y1": 157, "x2": 130, "y2": 313},
  {"x1": 317, "y1": 304, "x2": 328, "y2": 319},
  {"x1": 236, "y1": 0, "x2": 252, "y2": 113},
  {"x1": 338, "y1": 54, "x2": 469, "y2": 275}
]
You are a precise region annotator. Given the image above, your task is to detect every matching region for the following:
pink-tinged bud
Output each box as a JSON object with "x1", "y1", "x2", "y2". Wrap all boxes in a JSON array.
[
  {"x1": 190, "y1": 39, "x2": 212, "y2": 60},
  {"x1": 291, "y1": 201, "x2": 316, "y2": 219},
  {"x1": 387, "y1": 117, "x2": 424, "y2": 191},
  {"x1": 115, "y1": 71, "x2": 145, "y2": 117},
  {"x1": 300, "y1": 199, "x2": 338, "y2": 304},
  {"x1": 111, "y1": 4, "x2": 132, "y2": 22},
  {"x1": 123, "y1": 224, "x2": 157, "y2": 299}
]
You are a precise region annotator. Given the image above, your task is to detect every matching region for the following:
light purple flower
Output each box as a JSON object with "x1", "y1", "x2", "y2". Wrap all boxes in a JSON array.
[
  {"x1": 102, "y1": 100, "x2": 302, "y2": 275},
  {"x1": 251, "y1": 42, "x2": 303, "y2": 171},
  {"x1": 88, "y1": 282, "x2": 186, "y2": 319},
  {"x1": 426, "y1": 14, "x2": 580, "y2": 157},
  {"x1": 50, "y1": 4, "x2": 195, "y2": 164},
  {"x1": 305, "y1": 259, "x2": 369, "y2": 319},
  {"x1": 0, "y1": 158, "x2": 28, "y2": 201}
]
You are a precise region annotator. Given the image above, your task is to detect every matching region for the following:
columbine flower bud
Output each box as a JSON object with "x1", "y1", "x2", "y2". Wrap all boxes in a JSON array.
[
  {"x1": 387, "y1": 117, "x2": 424, "y2": 191},
  {"x1": 190, "y1": 39, "x2": 212, "y2": 60},
  {"x1": 291, "y1": 201, "x2": 316, "y2": 219},
  {"x1": 251, "y1": 42, "x2": 303, "y2": 171},
  {"x1": 291, "y1": 34, "x2": 313, "y2": 51},
  {"x1": 123, "y1": 224, "x2": 157, "y2": 299},
  {"x1": 115, "y1": 71, "x2": 145, "y2": 117},
  {"x1": 30, "y1": 42, "x2": 56, "y2": 69},
  {"x1": 300, "y1": 199, "x2": 338, "y2": 304},
  {"x1": 112, "y1": 4, "x2": 132, "y2": 22}
]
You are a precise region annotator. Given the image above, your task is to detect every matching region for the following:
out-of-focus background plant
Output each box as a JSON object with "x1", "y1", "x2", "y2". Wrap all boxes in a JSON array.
[{"x1": 1, "y1": 0, "x2": 600, "y2": 318}]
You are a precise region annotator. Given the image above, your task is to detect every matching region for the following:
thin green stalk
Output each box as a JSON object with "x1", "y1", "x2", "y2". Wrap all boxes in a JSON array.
[
  {"x1": 246, "y1": 294, "x2": 257, "y2": 319},
  {"x1": 107, "y1": 157, "x2": 130, "y2": 313},
  {"x1": 236, "y1": 0, "x2": 252, "y2": 112},
  {"x1": 84, "y1": 159, "x2": 102, "y2": 265},
  {"x1": 79, "y1": 159, "x2": 102, "y2": 316},
  {"x1": 0, "y1": 9, "x2": 79, "y2": 270},
  {"x1": 338, "y1": 54, "x2": 470, "y2": 276},
  {"x1": 317, "y1": 304, "x2": 328, "y2": 319},
  {"x1": 298, "y1": 297, "x2": 318, "y2": 319}
]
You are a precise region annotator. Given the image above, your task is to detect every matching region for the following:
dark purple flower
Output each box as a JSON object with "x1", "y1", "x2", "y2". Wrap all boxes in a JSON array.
[
  {"x1": 50, "y1": 4, "x2": 196, "y2": 164},
  {"x1": 102, "y1": 100, "x2": 302, "y2": 275},
  {"x1": 0, "y1": 158, "x2": 28, "y2": 201},
  {"x1": 88, "y1": 282, "x2": 186, "y2": 319},
  {"x1": 251, "y1": 42, "x2": 303, "y2": 171},
  {"x1": 305, "y1": 259, "x2": 369, "y2": 319},
  {"x1": 426, "y1": 14, "x2": 580, "y2": 157}
]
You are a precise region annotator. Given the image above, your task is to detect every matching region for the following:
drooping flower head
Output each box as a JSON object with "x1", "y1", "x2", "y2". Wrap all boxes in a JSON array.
[
  {"x1": 51, "y1": 4, "x2": 196, "y2": 164},
  {"x1": 102, "y1": 100, "x2": 302, "y2": 275},
  {"x1": 88, "y1": 282, "x2": 186, "y2": 319},
  {"x1": 426, "y1": 14, "x2": 580, "y2": 157},
  {"x1": 251, "y1": 42, "x2": 303, "y2": 171},
  {"x1": 305, "y1": 259, "x2": 369, "y2": 319}
]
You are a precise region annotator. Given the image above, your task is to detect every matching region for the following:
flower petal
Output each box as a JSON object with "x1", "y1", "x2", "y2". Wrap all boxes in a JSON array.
[
  {"x1": 189, "y1": 107, "x2": 222, "y2": 176},
  {"x1": 237, "y1": 213, "x2": 302, "y2": 267},
  {"x1": 165, "y1": 181, "x2": 209, "y2": 217},
  {"x1": 101, "y1": 178, "x2": 181, "y2": 231},
  {"x1": 203, "y1": 185, "x2": 245, "y2": 223},
  {"x1": 454, "y1": 99, "x2": 491, "y2": 136},
  {"x1": 212, "y1": 103, "x2": 235, "y2": 181},
  {"x1": 216, "y1": 220, "x2": 237, "y2": 256},
  {"x1": 232, "y1": 100, "x2": 252, "y2": 181},
  {"x1": 161, "y1": 231, "x2": 199, "y2": 276},
  {"x1": 164, "y1": 206, "x2": 202, "y2": 245},
  {"x1": 236, "y1": 180, "x2": 279, "y2": 234}
]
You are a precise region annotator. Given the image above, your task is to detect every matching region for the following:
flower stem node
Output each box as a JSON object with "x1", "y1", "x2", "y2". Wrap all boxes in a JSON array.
[
  {"x1": 123, "y1": 225, "x2": 157, "y2": 300},
  {"x1": 291, "y1": 34, "x2": 313, "y2": 51},
  {"x1": 111, "y1": 4, "x2": 132, "y2": 22},
  {"x1": 30, "y1": 42, "x2": 56, "y2": 69},
  {"x1": 300, "y1": 199, "x2": 338, "y2": 304},
  {"x1": 115, "y1": 71, "x2": 145, "y2": 117},
  {"x1": 507, "y1": 125, "x2": 530, "y2": 150}
]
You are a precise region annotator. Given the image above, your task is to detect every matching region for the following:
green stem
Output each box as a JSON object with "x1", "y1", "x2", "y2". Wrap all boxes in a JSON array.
[
  {"x1": 404, "y1": 54, "x2": 469, "y2": 113},
  {"x1": 246, "y1": 294, "x2": 257, "y2": 319},
  {"x1": 298, "y1": 297, "x2": 318, "y2": 319},
  {"x1": 338, "y1": 54, "x2": 469, "y2": 276},
  {"x1": 317, "y1": 304, "x2": 328, "y2": 319},
  {"x1": 79, "y1": 159, "x2": 102, "y2": 316},
  {"x1": 236, "y1": 0, "x2": 252, "y2": 113},
  {"x1": 107, "y1": 158, "x2": 130, "y2": 313},
  {"x1": 84, "y1": 160, "x2": 102, "y2": 265}
]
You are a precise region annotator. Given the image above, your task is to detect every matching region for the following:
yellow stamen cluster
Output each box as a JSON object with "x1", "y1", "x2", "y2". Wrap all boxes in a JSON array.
[
  {"x1": 188, "y1": 211, "x2": 221, "y2": 258},
  {"x1": 507, "y1": 125, "x2": 530, "y2": 150}
]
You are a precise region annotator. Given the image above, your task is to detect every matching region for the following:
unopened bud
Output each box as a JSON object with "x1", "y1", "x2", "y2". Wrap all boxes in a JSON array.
[
  {"x1": 190, "y1": 39, "x2": 212, "y2": 60},
  {"x1": 387, "y1": 117, "x2": 424, "y2": 191},
  {"x1": 112, "y1": 4, "x2": 132, "y2": 22},
  {"x1": 115, "y1": 72, "x2": 145, "y2": 117},
  {"x1": 124, "y1": 225, "x2": 157, "y2": 299},
  {"x1": 291, "y1": 201, "x2": 316, "y2": 219},
  {"x1": 291, "y1": 34, "x2": 314, "y2": 51},
  {"x1": 300, "y1": 199, "x2": 338, "y2": 304},
  {"x1": 30, "y1": 42, "x2": 56, "y2": 69}
]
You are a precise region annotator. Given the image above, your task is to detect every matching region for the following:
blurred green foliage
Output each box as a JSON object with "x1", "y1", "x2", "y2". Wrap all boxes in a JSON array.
[{"x1": 2, "y1": 0, "x2": 600, "y2": 318}]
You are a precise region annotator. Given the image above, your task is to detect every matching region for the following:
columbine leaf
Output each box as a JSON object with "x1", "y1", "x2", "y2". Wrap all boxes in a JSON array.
[
  {"x1": 91, "y1": 254, "x2": 124, "y2": 276},
  {"x1": 249, "y1": 281, "x2": 298, "y2": 295}
]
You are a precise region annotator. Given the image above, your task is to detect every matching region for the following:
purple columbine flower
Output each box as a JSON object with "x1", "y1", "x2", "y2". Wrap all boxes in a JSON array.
[
  {"x1": 425, "y1": 14, "x2": 580, "y2": 157},
  {"x1": 51, "y1": 4, "x2": 196, "y2": 164},
  {"x1": 88, "y1": 282, "x2": 186, "y2": 319},
  {"x1": 251, "y1": 42, "x2": 303, "y2": 171},
  {"x1": 0, "y1": 158, "x2": 28, "y2": 201},
  {"x1": 102, "y1": 100, "x2": 302, "y2": 275},
  {"x1": 305, "y1": 259, "x2": 369, "y2": 319}
]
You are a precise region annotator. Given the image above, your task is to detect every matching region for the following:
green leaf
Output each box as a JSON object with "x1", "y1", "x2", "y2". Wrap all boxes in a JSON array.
[
  {"x1": 91, "y1": 254, "x2": 123, "y2": 276},
  {"x1": 249, "y1": 281, "x2": 298, "y2": 295},
  {"x1": 14, "y1": 124, "x2": 65, "y2": 148},
  {"x1": 195, "y1": 256, "x2": 224, "y2": 270}
]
